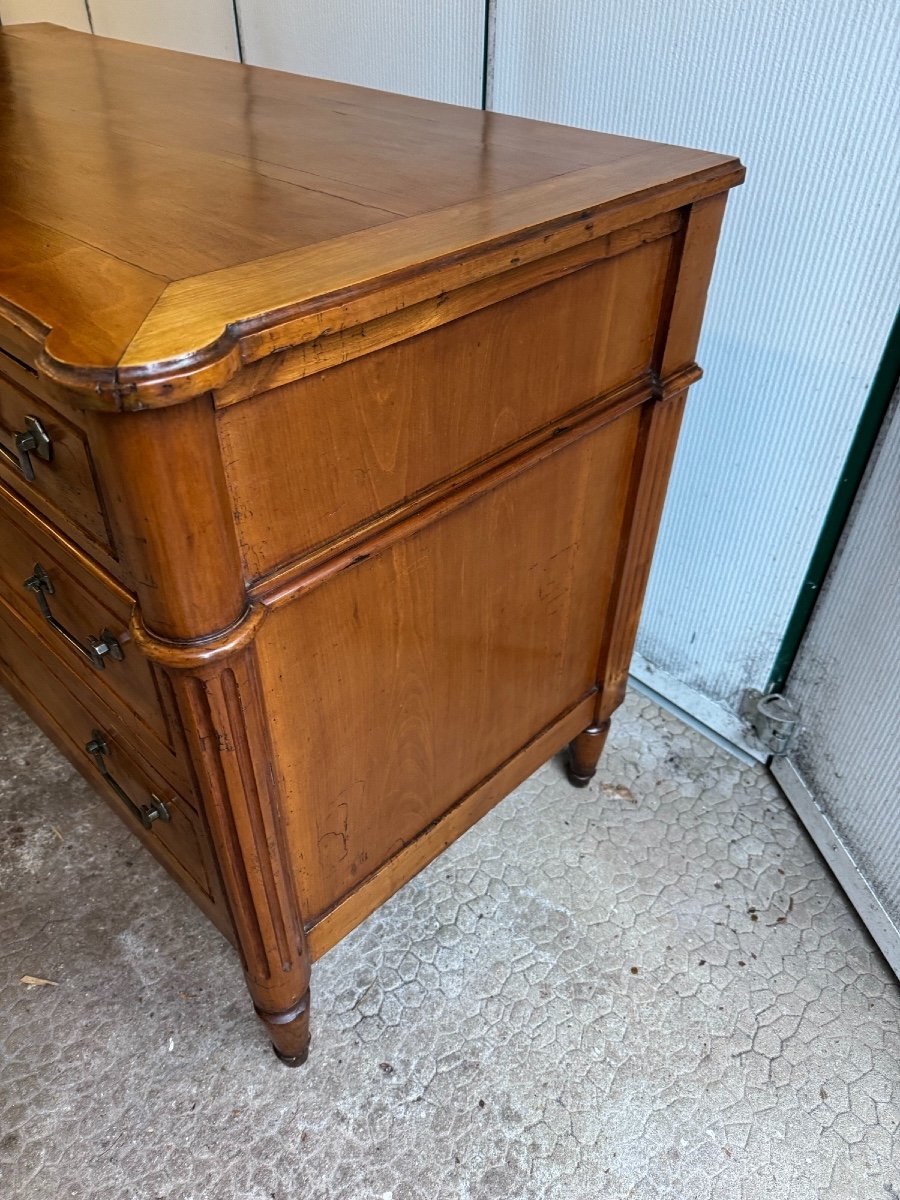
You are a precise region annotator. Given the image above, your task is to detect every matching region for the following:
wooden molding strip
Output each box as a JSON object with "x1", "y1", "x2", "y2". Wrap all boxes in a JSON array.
[
  {"x1": 211, "y1": 209, "x2": 683, "y2": 408},
  {"x1": 120, "y1": 364, "x2": 698, "y2": 668},
  {"x1": 16, "y1": 162, "x2": 738, "y2": 412},
  {"x1": 253, "y1": 363, "x2": 701, "y2": 611},
  {"x1": 129, "y1": 602, "x2": 267, "y2": 670},
  {"x1": 111, "y1": 163, "x2": 738, "y2": 409},
  {"x1": 305, "y1": 691, "x2": 597, "y2": 960}
]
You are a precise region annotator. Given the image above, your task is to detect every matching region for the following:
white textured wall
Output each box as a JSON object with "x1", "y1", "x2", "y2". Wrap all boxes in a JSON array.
[
  {"x1": 236, "y1": 0, "x2": 484, "y2": 105},
  {"x1": 0, "y1": 0, "x2": 90, "y2": 30},
  {"x1": 88, "y1": 0, "x2": 239, "y2": 59},
  {"x1": 492, "y1": 0, "x2": 900, "y2": 717},
  {"x1": 786, "y1": 389, "x2": 900, "y2": 935}
]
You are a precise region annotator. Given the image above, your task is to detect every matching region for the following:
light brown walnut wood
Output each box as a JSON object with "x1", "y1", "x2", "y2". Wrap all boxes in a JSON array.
[
  {"x1": 219, "y1": 234, "x2": 672, "y2": 579},
  {"x1": 0, "y1": 24, "x2": 742, "y2": 1064},
  {"x1": 254, "y1": 416, "x2": 641, "y2": 922},
  {"x1": 0, "y1": 24, "x2": 741, "y2": 407}
]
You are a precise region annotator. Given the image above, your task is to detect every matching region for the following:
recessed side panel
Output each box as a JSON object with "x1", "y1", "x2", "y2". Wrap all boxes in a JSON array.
[
  {"x1": 220, "y1": 233, "x2": 674, "y2": 580},
  {"x1": 254, "y1": 408, "x2": 643, "y2": 922}
]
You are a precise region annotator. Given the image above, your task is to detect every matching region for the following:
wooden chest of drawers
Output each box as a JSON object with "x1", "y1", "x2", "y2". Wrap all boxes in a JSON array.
[{"x1": 0, "y1": 23, "x2": 742, "y2": 1064}]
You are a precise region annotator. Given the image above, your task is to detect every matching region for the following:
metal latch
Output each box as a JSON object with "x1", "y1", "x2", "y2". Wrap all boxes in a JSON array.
[{"x1": 740, "y1": 689, "x2": 799, "y2": 756}]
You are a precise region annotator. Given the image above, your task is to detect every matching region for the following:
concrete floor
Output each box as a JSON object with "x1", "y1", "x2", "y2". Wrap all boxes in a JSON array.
[{"x1": 0, "y1": 688, "x2": 897, "y2": 1200}]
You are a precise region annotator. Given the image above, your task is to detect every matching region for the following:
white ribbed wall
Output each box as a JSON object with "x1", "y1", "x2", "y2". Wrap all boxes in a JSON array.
[
  {"x1": 0, "y1": 0, "x2": 239, "y2": 58},
  {"x1": 0, "y1": 0, "x2": 89, "y2": 30},
  {"x1": 491, "y1": 1, "x2": 900, "y2": 721},
  {"x1": 88, "y1": 0, "x2": 240, "y2": 59},
  {"x1": 780, "y1": 387, "x2": 900, "y2": 965},
  {"x1": 236, "y1": 0, "x2": 484, "y2": 105},
  {"x1": 786, "y1": 391, "x2": 900, "y2": 910}
]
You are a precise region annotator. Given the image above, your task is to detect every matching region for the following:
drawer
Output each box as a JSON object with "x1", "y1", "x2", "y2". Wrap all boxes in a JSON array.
[
  {"x1": 0, "y1": 365, "x2": 115, "y2": 558},
  {"x1": 0, "y1": 488, "x2": 178, "y2": 764},
  {"x1": 0, "y1": 601, "x2": 218, "y2": 910},
  {"x1": 219, "y1": 232, "x2": 675, "y2": 579}
]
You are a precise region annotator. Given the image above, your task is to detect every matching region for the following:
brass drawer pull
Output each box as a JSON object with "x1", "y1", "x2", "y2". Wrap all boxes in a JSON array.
[
  {"x1": 0, "y1": 415, "x2": 52, "y2": 482},
  {"x1": 85, "y1": 732, "x2": 171, "y2": 830},
  {"x1": 23, "y1": 563, "x2": 124, "y2": 670}
]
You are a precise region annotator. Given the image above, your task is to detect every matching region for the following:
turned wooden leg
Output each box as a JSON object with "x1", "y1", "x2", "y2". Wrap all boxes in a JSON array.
[
  {"x1": 256, "y1": 989, "x2": 311, "y2": 1067},
  {"x1": 566, "y1": 720, "x2": 611, "y2": 788}
]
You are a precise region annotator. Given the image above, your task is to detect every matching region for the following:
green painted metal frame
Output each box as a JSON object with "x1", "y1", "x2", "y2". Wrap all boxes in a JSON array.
[{"x1": 767, "y1": 306, "x2": 900, "y2": 692}]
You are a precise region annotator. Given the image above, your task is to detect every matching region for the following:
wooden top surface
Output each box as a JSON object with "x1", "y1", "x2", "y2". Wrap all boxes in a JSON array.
[{"x1": 0, "y1": 24, "x2": 743, "y2": 408}]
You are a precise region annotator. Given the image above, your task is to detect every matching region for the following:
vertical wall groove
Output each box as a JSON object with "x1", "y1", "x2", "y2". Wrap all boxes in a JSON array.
[{"x1": 236, "y1": 0, "x2": 484, "y2": 106}]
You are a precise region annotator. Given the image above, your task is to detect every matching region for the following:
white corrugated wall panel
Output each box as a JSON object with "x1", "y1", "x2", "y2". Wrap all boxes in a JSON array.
[
  {"x1": 88, "y1": 0, "x2": 240, "y2": 60},
  {"x1": 784, "y1": 388, "x2": 900, "y2": 923},
  {"x1": 236, "y1": 0, "x2": 484, "y2": 106},
  {"x1": 491, "y1": 1, "x2": 900, "y2": 720},
  {"x1": 0, "y1": 0, "x2": 89, "y2": 30}
]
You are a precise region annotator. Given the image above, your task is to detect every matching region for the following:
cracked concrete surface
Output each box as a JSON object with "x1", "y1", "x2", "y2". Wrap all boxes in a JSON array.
[{"x1": 0, "y1": 687, "x2": 898, "y2": 1199}]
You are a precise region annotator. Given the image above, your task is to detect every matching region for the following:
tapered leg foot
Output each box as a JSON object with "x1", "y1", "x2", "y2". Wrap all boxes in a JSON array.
[
  {"x1": 566, "y1": 721, "x2": 611, "y2": 788},
  {"x1": 256, "y1": 990, "x2": 311, "y2": 1067},
  {"x1": 272, "y1": 1044, "x2": 309, "y2": 1068}
]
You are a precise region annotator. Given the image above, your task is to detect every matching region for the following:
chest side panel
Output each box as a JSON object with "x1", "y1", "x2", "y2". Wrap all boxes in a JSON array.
[
  {"x1": 254, "y1": 408, "x2": 642, "y2": 922},
  {"x1": 218, "y1": 230, "x2": 676, "y2": 581}
]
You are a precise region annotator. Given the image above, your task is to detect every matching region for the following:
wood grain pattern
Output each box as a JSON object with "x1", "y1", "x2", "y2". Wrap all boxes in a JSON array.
[
  {"x1": 211, "y1": 210, "x2": 682, "y2": 407},
  {"x1": 0, "y1": 26, "x2": 741, "y2": 1063},
  {"x1": 119, "y1": 154, "x2": 740, "y2": 404},
  {"x1": 306, "y1": 694, "x2": 597, "y2": 961},
  {"x1": 249, "y1": 368, "x2": 701, "y2": 611},
  {"x1": 0, "y1": 207, "x2": 167, "y2": 379},
  {"x1": 220, "y1": 234, "x2": 673, "y2": 578},
  {"x1": 255, "y1": 415, "x2": 641, "y2": 921},
  {"x1": 0, "y1": 25, "x2": 742, "y2": 407},
  {"x1": 84, "y1": 396, "x2": 246, "y2": 640}
]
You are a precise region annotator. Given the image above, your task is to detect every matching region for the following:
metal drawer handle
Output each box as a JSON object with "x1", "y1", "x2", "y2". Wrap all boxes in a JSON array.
[
  {"x1": 23, "y1": 563, "x2": 124, "y2": 670},
  {"x1": 85, "y1": 732, "x2": 171, "y2": 830},
  {"x1": 0, "y1": 415, "x2": 52, "y2": 482}
]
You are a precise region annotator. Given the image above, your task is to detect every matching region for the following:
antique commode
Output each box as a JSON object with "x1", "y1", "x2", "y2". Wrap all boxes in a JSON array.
[{"x1": 0, "y1": 24, "x2": 743, "y2": 1063}]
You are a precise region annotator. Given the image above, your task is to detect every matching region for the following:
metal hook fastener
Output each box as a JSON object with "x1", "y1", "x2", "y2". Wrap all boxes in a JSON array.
[
  {"x1": 84, "y1": 732, "x2": 171, "y2": 830},
  {"x1": 23, "y1": 563, "x2": 124, "y2": 670},
  {"x1": 0, "y1": 415, "x2": 52, "y2": 482}
]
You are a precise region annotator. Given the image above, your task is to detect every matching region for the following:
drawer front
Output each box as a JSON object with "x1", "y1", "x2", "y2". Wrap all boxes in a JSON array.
[
  {"x1": 0, "y1": 601, "x2": 217, "y2": 908},
  {"x1": 219, "y1": 233, "x2": 675, "y2": 579},
  {"x1": 0, "y1": 488, "x2": 177, "y2": 762},
  {"x1": 0, "y1": 366, "x2": 115, "y2": 557}
]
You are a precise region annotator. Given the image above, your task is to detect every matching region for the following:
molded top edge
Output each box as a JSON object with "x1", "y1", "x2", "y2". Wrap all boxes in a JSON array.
[{"x1": 0, "y1": 24, "x2": 744, "y2": 411}]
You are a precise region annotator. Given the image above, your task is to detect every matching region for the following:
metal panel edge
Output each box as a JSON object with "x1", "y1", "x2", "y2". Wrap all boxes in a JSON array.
[
  {"x1": 771, "y1": 756, "x2": 900, "y2": 980},
  {"x1": 631, "y1": 652, "x2": 764, "y2": 764}
]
